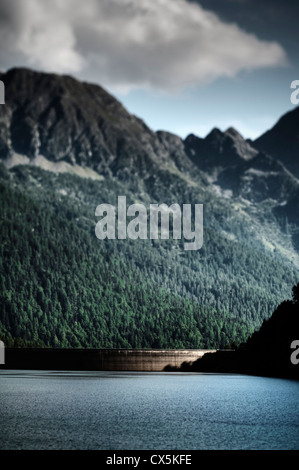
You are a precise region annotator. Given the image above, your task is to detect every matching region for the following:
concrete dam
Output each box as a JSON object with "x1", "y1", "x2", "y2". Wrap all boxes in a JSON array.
[{"x1": 1, "y1": 348, "x2": 216, "y2": 371}]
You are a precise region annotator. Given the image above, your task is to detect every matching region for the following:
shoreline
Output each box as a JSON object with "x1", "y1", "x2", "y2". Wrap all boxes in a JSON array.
[
  {"x1": 1, "y1": 347, "x2": 298, "y2": 380},
  {"x1": 0, "y1": 347, "x2": 217, "y2": 372}
]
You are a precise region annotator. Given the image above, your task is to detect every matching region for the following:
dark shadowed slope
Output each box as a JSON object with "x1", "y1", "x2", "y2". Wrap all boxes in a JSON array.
[{"x1": 253, "y1": 106, "x2": 299, "y2": 178}]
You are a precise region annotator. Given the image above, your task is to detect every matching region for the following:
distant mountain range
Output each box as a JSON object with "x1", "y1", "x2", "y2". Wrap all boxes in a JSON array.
[
  {"x1": 0, "y1": 67, "x2": 298, "y2": 349},
  {"x1": 1, "y1": 68, "x2": 299, "y2": 208}
]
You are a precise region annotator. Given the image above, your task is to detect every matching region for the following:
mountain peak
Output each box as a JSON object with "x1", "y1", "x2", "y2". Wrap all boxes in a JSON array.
[
  {"x1": 253, "y1": 106, "x2": 299, "y2": 177},
  {"x1": 205, "y1": 127, "x2": 223, "y2": 141},
  {"x1": 0, "y1": 68, "x2": 148, "y2": 172},
  {"x1": 185, "y1": 123, "x2": 257, "y2": 171},
  {"x1": 225, "y1": 127, "x2": 243, "y2": 139}
]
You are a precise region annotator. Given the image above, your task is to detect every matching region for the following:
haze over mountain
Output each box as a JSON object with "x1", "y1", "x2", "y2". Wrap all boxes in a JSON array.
[{"x1": 0, "y1": 68, "x2": 298, "y2": 349}]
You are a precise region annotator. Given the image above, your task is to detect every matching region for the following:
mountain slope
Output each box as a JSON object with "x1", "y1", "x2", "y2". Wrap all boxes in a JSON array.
[
  {"x1": 0, "y1": 67, "x2": 299, "y2": 349},
  {"x1": 0, "y1": 161, "x2": 298, "y2": 349},
  {"x1": 185, "y1": 126, "x2": 298, "y2": 203},
  {"x1": 0, "y1": 67, "x2": 198, "y2": 184},
  {"x1": 0, "y1": 165, "x2": 255, "y2": 349},
  {"x1": 253, "y1": 106, "x2": 299, "y2": 178}
]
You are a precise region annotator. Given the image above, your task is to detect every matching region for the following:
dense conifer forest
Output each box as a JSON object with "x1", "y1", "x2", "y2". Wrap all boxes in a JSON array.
[{"x1": 0, "y1": 164, "x2": 297, "y2": 349}]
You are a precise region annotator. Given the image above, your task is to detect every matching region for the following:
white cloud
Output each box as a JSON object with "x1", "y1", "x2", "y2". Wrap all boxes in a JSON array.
[{"x1": 0, "y1": 0, "x2": 288, "y2": 92}]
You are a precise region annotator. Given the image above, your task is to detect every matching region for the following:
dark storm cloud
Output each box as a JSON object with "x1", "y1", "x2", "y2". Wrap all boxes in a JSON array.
[{"x1": 189, "y1": 0, "x2": 299, "y2": 53}]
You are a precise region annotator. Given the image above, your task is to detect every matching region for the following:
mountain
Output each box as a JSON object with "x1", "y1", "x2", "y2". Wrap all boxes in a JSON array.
[
  {"x1": 0, "y1": 67, "x2": 299, "y2": 350},
  {"x1": 185, "y1": 126, "x2": 298, "y2": 204},
  {"x1": 185, "y1": 126, "x2": 258, "y2": 170},
  {"x1": 253, "y1": 106, "x2": 299, "y2": 178},
  {"x1": 0, "y1": 67, "x2": 196, "y2": 184},
  {"x1": 1, "y1": 67, "x2": 297, "y2": 205}
]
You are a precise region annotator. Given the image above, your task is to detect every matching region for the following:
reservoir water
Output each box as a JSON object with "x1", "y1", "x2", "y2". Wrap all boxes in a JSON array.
[{"x1": 0, "y1": 370, "x2": 298, "y2": 450}]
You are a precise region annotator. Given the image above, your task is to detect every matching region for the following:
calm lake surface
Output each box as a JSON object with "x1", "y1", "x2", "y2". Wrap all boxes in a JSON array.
[{"x1": 0, "y1": 370, "x2": 298, "y2": 450}]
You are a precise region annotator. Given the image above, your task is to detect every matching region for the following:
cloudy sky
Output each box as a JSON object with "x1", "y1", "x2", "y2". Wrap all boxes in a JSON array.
[{"x1": 0, "y1": 0, "x2": 298, "y2": 138}]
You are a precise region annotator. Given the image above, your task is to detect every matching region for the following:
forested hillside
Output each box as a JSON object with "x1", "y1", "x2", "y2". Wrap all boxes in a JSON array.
[
  {"x1": 182, "y1": 282, "x2": 299, "y2": 380},
  {"x1": 0, "y1": 68, "x2": 298, "y2": 350},
  {"x1": 0, "y1": 162, "x2": 297, "y2": 349},
  {"x1": 0, "y1": 169, "x2": 251, "y2": 349}
]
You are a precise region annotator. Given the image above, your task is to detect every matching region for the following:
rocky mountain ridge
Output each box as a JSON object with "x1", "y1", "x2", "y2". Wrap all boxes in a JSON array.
[{"x1": 1, "y1": 67, "x2": 298, "y2": 209}]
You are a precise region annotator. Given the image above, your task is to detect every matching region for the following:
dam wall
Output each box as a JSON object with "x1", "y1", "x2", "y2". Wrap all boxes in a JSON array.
[{"x1": 0, "y1": 348, "x2": 216, "y2": 371}]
